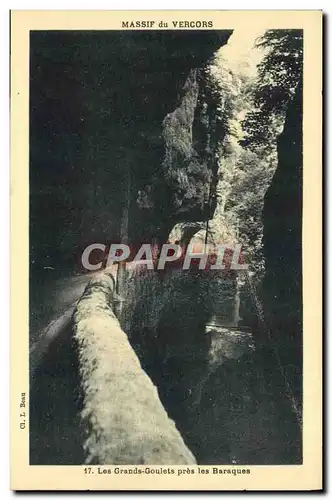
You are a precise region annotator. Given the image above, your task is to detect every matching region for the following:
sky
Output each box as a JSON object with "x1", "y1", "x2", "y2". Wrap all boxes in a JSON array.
[{"x1": 218, "y1": 28, "x2": 265, "y2": 76}]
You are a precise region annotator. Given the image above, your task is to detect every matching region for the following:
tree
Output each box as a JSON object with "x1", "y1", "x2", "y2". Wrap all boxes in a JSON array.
[
  {"x1": 224, "y1": 147, "x2": 276, "y2": 274},
  {"x1": 241, "y1": 29, "x2": 303, "y2": 152}
]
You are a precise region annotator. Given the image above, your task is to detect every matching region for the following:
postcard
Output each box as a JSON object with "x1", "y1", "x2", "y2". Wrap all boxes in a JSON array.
[{"x1": 10, "y1": 10, "x2": 322, "y2": 491}]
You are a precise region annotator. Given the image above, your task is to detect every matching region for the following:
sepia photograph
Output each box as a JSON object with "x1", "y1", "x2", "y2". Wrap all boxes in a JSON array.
[{"x1": 10, "y1": 10, "x2": 322, "y2": 491}]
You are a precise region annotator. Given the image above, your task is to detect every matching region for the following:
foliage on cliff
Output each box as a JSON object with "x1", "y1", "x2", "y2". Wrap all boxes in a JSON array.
[
  {"x1": 136, "y1": 61, "x2": 234, "y2": 227},
  {"x1": 210, "y1": 30, "x2": 303, "y2": 275},
  {"x1": 241, "y1": 30, "x2": 303, "y2": 152},
  {"x1": 190, "y1": 53, "x2": 275, "y2": 273}
]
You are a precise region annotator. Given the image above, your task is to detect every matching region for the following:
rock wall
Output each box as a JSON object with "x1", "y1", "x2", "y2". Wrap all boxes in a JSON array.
[
  {"x1": 262, "y1": 83, "x2": 303, "y2": 401},
  {"x1": 30, "y1": 30, "x2": 232, "y2": 275}
]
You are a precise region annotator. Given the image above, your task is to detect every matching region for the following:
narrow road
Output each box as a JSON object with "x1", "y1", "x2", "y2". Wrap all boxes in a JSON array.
[
  {"x1": 30, "y1": 273, "x2": 95, "y2": 343},
  {"x1": 29, "y1": 271, "x2": 101, "y2": 379}
]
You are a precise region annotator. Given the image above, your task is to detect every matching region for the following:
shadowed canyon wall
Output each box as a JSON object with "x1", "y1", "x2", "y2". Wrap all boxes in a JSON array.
[
  {"x1": 262, "y1": 84, "x2": 303, "y2": 403},
  {"x1": 30, "y1": 30, "x2": 232, "y2": 278}
]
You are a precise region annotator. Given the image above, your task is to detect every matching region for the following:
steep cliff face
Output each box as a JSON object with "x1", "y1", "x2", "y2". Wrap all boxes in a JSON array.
[
  {"x1": 262, "y1": 84, "x2": 303, "y2": 400},
  {"x1": 131, "y1": 46, "x2": 233, "y2": 242},
  {"x1": 30, "y1": 30, "x2": 232, "y2": 275}
]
